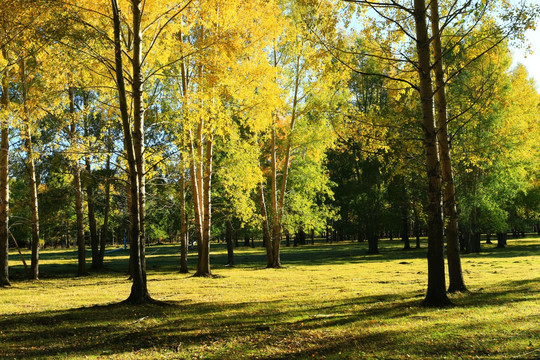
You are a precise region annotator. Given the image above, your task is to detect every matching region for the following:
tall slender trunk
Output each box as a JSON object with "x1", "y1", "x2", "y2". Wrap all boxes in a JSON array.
[
  {"x1": 74, "y1": 165, "x2": 86, "y2": 276},
  {"x1": 402, "y1": 196, "x2": 411, "y2": 250},
  {"x1": 112, "y1": 0, "x2": 150, "y2": 303},
  {"x1": 178, "y1": 30, "x2": 189, "y2": 274},
  {"x1": 414, "y1": 0, "x2": 451, "y2": 307},
  {"x1": 101, "y1": 154, "x2": 111, "y2": 267},
  {"x1": 189, "y1": 130, "x2": 204, "y2": 275},
  {"x1": 225, "y1": 220, "x2": 234, "y2": 266},
  {"x1": 69, "y1": 86, "x2": 87, "y2": 277},
  {"x1": 258, "y1": 182, "x2": 273, "y2": 267},
  {"x1": 86, "y1": 158, "x2": 100, "y2": 270},
  {"x1": 179, "y1": 161, "x2": 189, "y2": 273},
  {"x1": 0, "y1": 48, "x2": 10, "y2": 287},
  {"x1": 131, "y1": 0, "x2": 148, "y2": 295},
  {"x1": 19, "y1": 57, "x2": 40, "y2": 280},
  {"x1": 430, "y1": 0, "x2": 467, "y2": 293},
  {"x1": 270, "y1": 126, "x2": 281, "y2": 268},
  {"x1": 270, "y1": 56, "x2": 301, "y2": 268},
  {"x1": 413, "y1": 207, "x2": 421, "y2": 248},
  {"x1": 195, "y1": 136, "x2": 213, "y2": 277}
]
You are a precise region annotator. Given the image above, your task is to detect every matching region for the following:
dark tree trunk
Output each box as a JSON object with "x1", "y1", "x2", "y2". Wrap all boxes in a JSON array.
[
  {"x1": 496, "y1": 232, "x2": 507, "y2": 248},
  {"x1": 414, "y1": 0, "x2": 451, "y2": 307},
  {"x1": 402, "y1": 198, "x2": 410, "y2": 250},
  {"x1": 225, "y1": 220, "x2": 234, "y2": 266},
  {"x1": 86, "y1": 161, "x2": 100, "y2": 271},
  {"x1": 461, "y1": 231, "x2": 471, "y2": 254},
  {"x1": 69, "y1": 87, "x2": 87, "y2": 278},
  {"x1": 486, "y1": 232, "x2": 492, "y2": 244},
  {"x1": 471, "y1": 232, "x2": 481, "y2": 253},
  {"x1": 367, "y1": 233, "x2": 379, "y2": 254},
  {"x1": 326, "y1": 226, "x2": 330, "y2": 243},
  {"x1": 413, "y1": 209, "x2": 421, "y2": 248},
  {"x1": 311, "y1": 229, "x2": 315, "y2": 245},
  {"x1": 100, "y1": 155, "x2": 111, "y2": 269},
  {"x1": 430, "y1": 0, "x2": 467, "y2": 293},
  {"x1": 0, "y1": 52, "x2": 10, "y2": 287}
]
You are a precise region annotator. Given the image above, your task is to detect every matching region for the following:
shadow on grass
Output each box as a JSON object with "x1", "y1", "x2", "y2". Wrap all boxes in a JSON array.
[{"x1": 1, "y1": 277, "x2": 538, "y2": 359}]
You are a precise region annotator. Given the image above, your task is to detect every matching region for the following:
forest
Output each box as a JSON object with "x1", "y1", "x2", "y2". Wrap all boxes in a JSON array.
[{"x1": 0, "y1": 0, "x2": 539, "y2": 357}]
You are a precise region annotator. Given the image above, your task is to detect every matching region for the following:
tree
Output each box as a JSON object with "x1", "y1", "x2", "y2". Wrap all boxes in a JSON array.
[
  {"x1": 259, "y1": 0, "x2": 349, "y2": 267},
  {"x1": 0, "y1": 47, "x2": 9, "y2": 287},
  {"x1": 429, "y1": 0, "x2": 466, "y2": 292}
]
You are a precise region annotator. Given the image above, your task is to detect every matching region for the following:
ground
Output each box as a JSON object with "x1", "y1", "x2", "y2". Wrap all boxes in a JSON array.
[{"x1": 0, "y1": 237, "x2": 538, "y2": 359}]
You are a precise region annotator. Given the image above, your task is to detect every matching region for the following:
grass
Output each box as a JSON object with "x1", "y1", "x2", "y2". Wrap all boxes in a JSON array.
[{"x1": 0, "y1": 237, "x2": 539, "y2": 359}]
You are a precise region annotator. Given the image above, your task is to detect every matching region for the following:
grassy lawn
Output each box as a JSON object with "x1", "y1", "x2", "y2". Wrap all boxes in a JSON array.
[{"x1": 0, "y1": 237, "x2": 538, "y2": 359}]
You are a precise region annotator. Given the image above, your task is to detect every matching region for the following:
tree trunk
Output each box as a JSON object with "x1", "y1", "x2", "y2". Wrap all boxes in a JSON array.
[
  {"x1": 430, "y1": 0, "x2": 467, "y2": 293},
  {"x1": 225, "y1": 220, "x2": 234, "y2": 266},
  {"x1": 471, "y1": 232, "x2": 481, "y2": 253},
  {"x1": 413, "y1": 208, "x2": 421, "y2": 248},
  {"x1": 402, "y1": 196, "x2": 410, "y2": 250},
  {"x1": 258, "y1": 182, "x2": 273, "y2": 267},
  {"x1": 367, "y1": 232, "x2": 379, "y2": 254},
  {"x1": 179, "y1": 165, "x2": 189, "y2": 273},
  {"x1": 68, "y1": 86, "x2": 87, "y2": 277},
  {"x1": 270, "y1": 126, "x2": 282, "y2": 268},
  {"x1": 414, "y1": 0, "x2": 451, "y2": 307},
  {"x1": 74, "y1": 165, "x2": 87, "y2": 277},
  {"x1": 0, "y1": 49, "x2": 10, "y2": 287},
  {"x1": 195, "y1": 137, "x2": 213, "y2": 277},
  {"x1": 112, "y1": 0, "x2": 150, "y2": 304},
  {"x1": 26, "y1": 129, "x2": 40, "y2": 280},
  {"x1": 100, "y1": 155, "x2": 111, "y2": 268},
  {"x1": 496, "y1": 232, "x2": 507, "y2": 248},
  {"x1": 86, "y1": 160, "x2": 100, "y2": 270},
  {"x1": 19, "y1": 57, "x2": 40, "y2": 280}
]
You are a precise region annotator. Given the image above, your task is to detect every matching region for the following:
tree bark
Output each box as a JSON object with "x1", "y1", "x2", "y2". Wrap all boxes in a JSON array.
[
  {"x1": 69, "y1": 86, "x2": 87, "y2": 277},
  {"x1": 270, "y1": 126, "x2": 282, "y2": 268},
  {"x1": 177, "y1": 30, "x2": 189, "y2": 274},
  {"x1": 496, "y1": 232, "x2": 507, "y2": 248},
  {"x1": 74, "y1": 165, "x2": 87, "y2": 277},
  {"x1": 414, "y1": 0, "x2": 451, "y2": 307},
  {"x1": 402, "y1": 193, "x2": 411, "y2": 250},
  {"x1": 430, "y1": 0, "x2": 467, "y2": 293},
  {"x1": 0, "y1": 48, "x2": 10, "y2": 287},
  {"x1": 179, "y1": 164, "x2": 189, "y2": 273},
  {"x1": 101, "y1": 154, "x2": 111, "y2": 268},
  {"x1": 258, "y1": 182, "x2": 273, "y2": 266},
  {"x1": 86, "y1": 159, "x2": 100, "y2": 270},
  {"x1": 112, "y1": 0, "x2": 150, "y2": 304},
  {"x1": 19, "y1": 57, "x2": 40, "y2": 280},
  {"x1": 225, "y1": 220, "x2": 234, "y2": 266},
  {"x1": 201, "y1": 137, "x2": 213, "y2": 275}
]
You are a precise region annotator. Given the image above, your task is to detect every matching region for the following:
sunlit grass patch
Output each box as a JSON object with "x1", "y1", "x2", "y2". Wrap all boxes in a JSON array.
[{"x1": 1, "y1": 237, "x2": 539, "y2": 359}]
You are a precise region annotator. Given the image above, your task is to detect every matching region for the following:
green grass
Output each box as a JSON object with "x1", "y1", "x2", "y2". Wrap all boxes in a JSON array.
[{"x1": 1, "y1": 237, "x2": 539, "y2": 359}]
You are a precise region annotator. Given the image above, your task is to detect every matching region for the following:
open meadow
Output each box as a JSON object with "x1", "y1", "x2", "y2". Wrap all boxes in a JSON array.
[{"x1": 1, "y1": 237, "x2": 539, "y2": 359}]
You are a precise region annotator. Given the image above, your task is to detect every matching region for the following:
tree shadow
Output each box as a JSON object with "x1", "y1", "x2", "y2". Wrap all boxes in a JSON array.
[{"x1": 2, "y1": 276, "x2": 537, "y2": 359}]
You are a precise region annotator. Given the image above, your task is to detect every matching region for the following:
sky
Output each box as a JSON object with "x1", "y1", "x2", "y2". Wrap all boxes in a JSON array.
[{"x1": 510, "y1": 0, "x2": 540, "y2": 90}]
